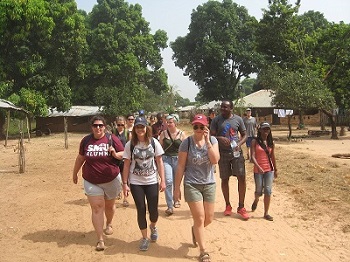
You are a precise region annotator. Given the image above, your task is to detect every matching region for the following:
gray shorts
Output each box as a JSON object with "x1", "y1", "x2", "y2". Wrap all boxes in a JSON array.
[
  {"x1": 83, "y1": 175, "x2": 122, "y2": 200},
  {"x1": 218, "y1": 151, "x2": 245, "y2": 179},
  {"x1": 184, "y1": 183, "x2": 216, "y2": 203}
]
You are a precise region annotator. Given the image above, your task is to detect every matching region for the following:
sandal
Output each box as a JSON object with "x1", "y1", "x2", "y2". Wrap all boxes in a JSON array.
[
  {"x1": 95, "y1": 240, "x2": 105, "y2": 251},
  {"x1": 264, "y1": 214, "x2": 274, "y2": 221},
  {"x1": 122, "y1": 199, "x2": 129, "y2": 207},
  {"x1": 199, "y1": 252, "x2": 211, "y2": 262},
  {"x1": 165, "y1": 208, "x2": 173, "y2": 216},
  {"x1": 104, "y1": 224, "x2": 113, "y2": 235},
  {"x1": 174, "y1": 201, "x2": 181, "y2": 208},
  {"x1": 191, "y1": 226, "x2": 197, "y2": 247},
  {"x1": 251, "y1": 201, "x2": 258, "y2": 212}
]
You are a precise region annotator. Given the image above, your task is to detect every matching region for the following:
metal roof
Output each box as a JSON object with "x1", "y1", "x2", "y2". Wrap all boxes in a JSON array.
[
  {"x1": 47, "y1": 106, "x2": 102, "y2": 117},
  {"x1": 0, "y1": 99, "x2": 29, "y2": 113},
  {"x1": 236, "y1": 89, "x2": 275, "y2": 108}
]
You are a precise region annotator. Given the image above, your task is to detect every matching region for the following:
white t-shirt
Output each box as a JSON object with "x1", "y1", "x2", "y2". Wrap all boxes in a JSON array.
[{"x1": 123, "y1": 138, "x2": 164, "y2": 185}]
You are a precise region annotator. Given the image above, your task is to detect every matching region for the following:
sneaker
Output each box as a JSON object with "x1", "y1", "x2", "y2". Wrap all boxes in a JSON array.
[
  {"x1": 237, "y1": 207, "x2": 250, "y2": 220},
  {"x1": 150, "y1": 226, "x2": 158, "y2": 242},
  {"x1": 224, "y1": 205, "x2": 232, "y2": 216},
  {"x1": 165, "y1": 208, "x2": 173, "y2": 216},
  {"x1": 139, "y1": 238, "x2": 150, "y2": 251}
]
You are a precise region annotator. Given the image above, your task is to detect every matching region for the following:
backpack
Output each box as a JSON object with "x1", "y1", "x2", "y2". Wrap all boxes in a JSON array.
[
  {"x1": 82, "y1": 133, "x2": 123, "y2": 167},
  {"x1": 130, "y1": 137, "x2": 156, "y2": 160}
]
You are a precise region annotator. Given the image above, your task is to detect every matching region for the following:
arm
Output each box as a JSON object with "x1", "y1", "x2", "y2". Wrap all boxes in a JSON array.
[
  {"x1": 158, "y1": 130, "x2": 165, "y2": 147},
  {"x1": 155, "y1": 155, "x2": 165, "y2": 191},
  {"x1": 174, "y1": 151, "x2": 187, "y2": 202},
  {"x1": 122, "y1": 158, "x2": 131, "y2": 196},
  {"x1": 204, "y1": 126, "x2": 220, "y2": 164},
  {"x1": 271, "y1": 143, "x2": 278, "y2": 178},
  {"x1": 72, "y1": 154, "x2": 85, "y2": 184}
]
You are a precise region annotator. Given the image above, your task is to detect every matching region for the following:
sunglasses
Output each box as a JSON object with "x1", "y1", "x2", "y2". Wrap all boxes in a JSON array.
[
  {"x1": 92, "y1": 124, "x2": 104, "y2": 128},
  {"x1": 193, "y1": 125, "x2": 205, "y2": 130},
  {"x1": 128, "y1": 118, "x2": 135, "y2": 121},
  {"x1": 117, "y1": 124, "x2": 124, "y2": 127}
]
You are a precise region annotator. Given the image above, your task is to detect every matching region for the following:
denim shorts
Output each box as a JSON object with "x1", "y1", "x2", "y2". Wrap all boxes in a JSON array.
[
  {"x1": 184, "y1": 183, "x2": 216, "y2": 203},
  {"x1": 246, "y1": 137, "x2": 254, "y2": 147},
  {"x1": 254, "y1": 171, "x2": 274, "y2": 196},
  {"x1": 83, "y1": 175, "x2": 121, "y2": 200}
]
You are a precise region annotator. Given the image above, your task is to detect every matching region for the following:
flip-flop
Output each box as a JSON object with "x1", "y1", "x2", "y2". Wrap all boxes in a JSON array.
[
  {"x1": 122, "y1": 200, "x2": 129, "y2": 207},
  {"x1": 174, "y1": 201, "x2": 181, "y2": 208},
  {"x1": 264, "y1": 214, "x2": 274, "y2": 221},
  {"x1": 95, "y1": 240, "x2": 105, "y2": 251},
  {"x1": 104, "y1": 224, "x2": 113, "y2": 235},
  {"x1": 199, "y1": 252, "x2": 211, "y2": 262},
  {"x1": 251, "y1": 201, "x2": 258, "y2": 212}
]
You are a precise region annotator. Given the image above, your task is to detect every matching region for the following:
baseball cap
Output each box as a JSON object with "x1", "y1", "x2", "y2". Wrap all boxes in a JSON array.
[
  {"x1": 259, "y1": 122, "x2": 270, "y2": 129},
  {"x1": 138, "y1": 109, "x2": 145, "y2": 116},
  {"x1": 192, "y1": 114, "x2": 208, "y2": 126},
  {"x1": 134, "y1": 116, "x2": 148, "y2": 126}
]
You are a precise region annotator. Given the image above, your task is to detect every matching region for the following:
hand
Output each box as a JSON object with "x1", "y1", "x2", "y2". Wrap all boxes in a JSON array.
[
  {"x1": 274, "y1": 170, "x2": 278, "y2": 178},
  {"x1": 73, "y1": 173, "x2": 78, "y2": 184},
  {"x1": 108, "y1": 146, "x2": 116, "y2": 155},
  {"x1": 258, "y1": 167, "x2": 264, "y2": 174},
  {"x1": 203, "y1": 126, "x2": 210, "y2": 141},
  {"x1": 159, "y1": 181, "x2": 166, "y2": 192},
  {"x1": 123, "y1": 184, "x2": 130, "y2": 197},
  {"x1": 173, "y1": 187, "x2": 181, "y2": 202}
]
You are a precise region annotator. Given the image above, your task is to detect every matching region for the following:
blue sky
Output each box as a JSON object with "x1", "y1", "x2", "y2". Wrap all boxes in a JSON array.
[{"x1": 75, "y1": 0, "x2": 350, "y2": 101}]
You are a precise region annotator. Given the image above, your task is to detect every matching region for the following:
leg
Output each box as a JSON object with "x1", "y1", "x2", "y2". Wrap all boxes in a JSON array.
[
  {"x1": 87, "y1": 195, "x2": 105, "y2": 242},
  {"x1": 163, "y1": 156, "x2": 174, "y2": 210},
  {"x1": 145, "y1": 183, "x2": 159, "y2": 242},
  {"x1": 130, "y1": 184, "x2": 147, "y2": 238},
  {"x1": 188, "y1": 201, "x2": 206, "y2": 253},
  {"x1": 263, "y1": 171, "x2": 274, "y2": 218},
  {"x1": 237, "y1": 175, "x2": 246, "y2": 208},
  {"x1": 252, "y1": 173, "x2": 263, "y2": 211},
  {"x1": 221, "y1": 178, "x2": 230, "y2": 206},
  {"x1": 104, "y1": 198, "x2": 116, "y2": 234}
]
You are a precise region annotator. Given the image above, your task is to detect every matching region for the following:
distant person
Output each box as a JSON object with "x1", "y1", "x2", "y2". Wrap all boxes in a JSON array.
[
  {"x1": 174, "y1": 114, "x2": 219, "y2": 262},
  {"x1": 149, "y1": 114, "x2": 156, "y2": 126},
  {"x1": 207, "y1": 108, "x2": 216, "y2": 126},
  {"x1": 243, "y1": 108, "x2": 257, "y2": 161},
  {"x1": 122, "y1": 116, "x2": 166, "y2": 251},
  {"x1": 114, "y1": 116, "x2": 130, "y2": 207},
  {"x1": 126, "y1": 113, "x2": 135, "y2": 140},
  {"x1": 210, "y1": 100, "x2": 249, "y2": 220},
  {"x1": 72, "y1": 115, "x2": 124, "y2": 251},
  {"x1": 159, "y1": 114, "x2": 186, "y2": 216},
  {"x1": 151, "y1": 112, "x2": 167, "y2": 139},
  {"x1": 138, "y1": 109, "x2": 145, "y2": 117},
  {"x1": 250, "y1": 122, "x2": 277, "y2": 221}
]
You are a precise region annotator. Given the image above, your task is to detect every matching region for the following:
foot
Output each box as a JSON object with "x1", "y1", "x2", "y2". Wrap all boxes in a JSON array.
[
  {"x1": 224, "y1": 205, "x2": 232, "y2": 216},
  {"x1": 95, "y1": 240, "x2": 105, "y2": 251},
  {"x1": 122, "y1": 199, "x2": 129, "y2": 207},
  {"x1": 104, "y1": 224, "x2": 113, "y2": 235},
  {"x1": 237, "y1": 207, "x2": 250, "y2": 220},
  {"x1": 174, "y1": 201, "x2": 181, "y2": 208},
  {"x1": 150, "y1": 226, "x2": 158, "y2": 242},
  {"x1": 251, "y1": 201, "x2": 258, "y2": 212},
  {"x1": 165, "y1": 208, "x2": 173, "y2": 216},
  {"x1": 264, "y1": 214, "x2": 274, "y2": 221},
  {"x1": 199, "y1": 252, "x2": 211, "y2": 262},
  {"x1": 139, "y1": 238, "x2": 150, "y2": 251}
]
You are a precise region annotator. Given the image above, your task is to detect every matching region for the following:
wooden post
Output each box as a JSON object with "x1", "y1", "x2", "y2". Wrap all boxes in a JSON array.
[
  {"x1": 5, "y1": 110, "x2": 10, "y2": 147},
  {"x1": 26, "y1": 115, "x2": 31, "y2": 142},
  {"x1": 64, "y1": 116, "x2": 68, "y2": 149},
  {"x1": 19, "y1": 120, "x2": 25, "y2": 173}
]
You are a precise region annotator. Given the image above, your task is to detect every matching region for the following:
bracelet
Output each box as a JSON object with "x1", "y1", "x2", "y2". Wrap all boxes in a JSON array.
[
  {"x1": 122, "y1": 182, "x2": 127, "y2": 184},
  {"x1": 207, "y1": 146, "x2": 212, "y2": 149}
]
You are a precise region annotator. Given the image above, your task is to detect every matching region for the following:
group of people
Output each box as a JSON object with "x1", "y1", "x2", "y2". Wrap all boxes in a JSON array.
[{"x1": 72, "y1": 102, "x2": 277, "y2": 262}]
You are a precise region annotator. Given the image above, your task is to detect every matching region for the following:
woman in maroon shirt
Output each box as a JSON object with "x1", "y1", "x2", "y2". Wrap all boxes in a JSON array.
[{"x1": 72, "y1": 115, "x2": 124, "y2": 251}]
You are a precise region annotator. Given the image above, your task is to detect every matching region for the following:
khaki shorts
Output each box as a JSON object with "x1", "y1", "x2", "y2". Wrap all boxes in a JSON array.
[
  {"x1": 184, "y1": 183, "x2": 216, "y2": 203},
  {"x1": 83, "y1": 175, "x2": 121, "y2": 200}
]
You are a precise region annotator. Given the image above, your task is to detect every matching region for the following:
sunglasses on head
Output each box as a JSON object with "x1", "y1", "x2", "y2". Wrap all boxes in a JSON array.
[
  {"x1": 193, "y1": 125, "x2": 205, "y2": 130},
  {"x1": 117, "y1": 124, "x2": 124, "y2": 127},
  {"x1": 92, "y1": 124, "x2": 104, "y2": 128}
]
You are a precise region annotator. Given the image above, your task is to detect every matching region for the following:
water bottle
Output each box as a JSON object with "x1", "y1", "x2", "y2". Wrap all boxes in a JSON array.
[{"x1": 230, "y1": 140, "x2": 240, "y2": 158}]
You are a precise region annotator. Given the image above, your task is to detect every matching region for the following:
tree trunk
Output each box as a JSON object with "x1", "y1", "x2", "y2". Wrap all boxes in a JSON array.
[
  {"x1": 298, "y1": 111, "x2": 305, "y2": 129},
  {"x1": 288, "y1": 115, "x2": 292, "y2": 140},
  {"x1": 321, "y1": 109, "x2": 338, "y2": 139}
]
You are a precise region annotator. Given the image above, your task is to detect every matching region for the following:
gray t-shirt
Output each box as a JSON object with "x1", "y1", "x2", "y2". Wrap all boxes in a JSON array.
[
  {"x1": 243, "y1": 116, "x2": 257, "y2": 137},
  {"x1": 210, "y1": 114, "x2": 246, "y2": 153},
  {"x1": 179, "y1": 136, "x2": 218, "y2": 184}
]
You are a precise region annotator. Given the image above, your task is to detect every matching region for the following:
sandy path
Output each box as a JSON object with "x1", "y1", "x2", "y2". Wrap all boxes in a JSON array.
[{"x1": 0, "y1": 133, "x2": 349, "y2": 261}]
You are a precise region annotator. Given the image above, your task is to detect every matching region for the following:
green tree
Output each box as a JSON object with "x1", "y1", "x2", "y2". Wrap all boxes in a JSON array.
[
  {"x1": 171, "y1": 0, "x2": 262, "y2": 102},
  {"x1": 77, "y1": 0, "x2": 168, "y2": 116}
]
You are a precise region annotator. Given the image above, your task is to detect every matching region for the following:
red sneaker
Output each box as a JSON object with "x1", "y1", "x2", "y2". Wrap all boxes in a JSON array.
[
  {"x1": 237, "y1": 207, "x2": 249, "y2": 220},
  {"x1": 224, "y1": 205, "x2": 232, "y2": 216}
]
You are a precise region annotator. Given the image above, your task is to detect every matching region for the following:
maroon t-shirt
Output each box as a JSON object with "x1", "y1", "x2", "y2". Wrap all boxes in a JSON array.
[{"x1": 79, "y1": 134, "x2": 124, "y2": 184}]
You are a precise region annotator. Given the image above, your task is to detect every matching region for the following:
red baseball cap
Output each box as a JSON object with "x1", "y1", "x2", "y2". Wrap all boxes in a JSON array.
[{"x1": 192, "y1": 114, "x2": 208, "y2": 126}]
